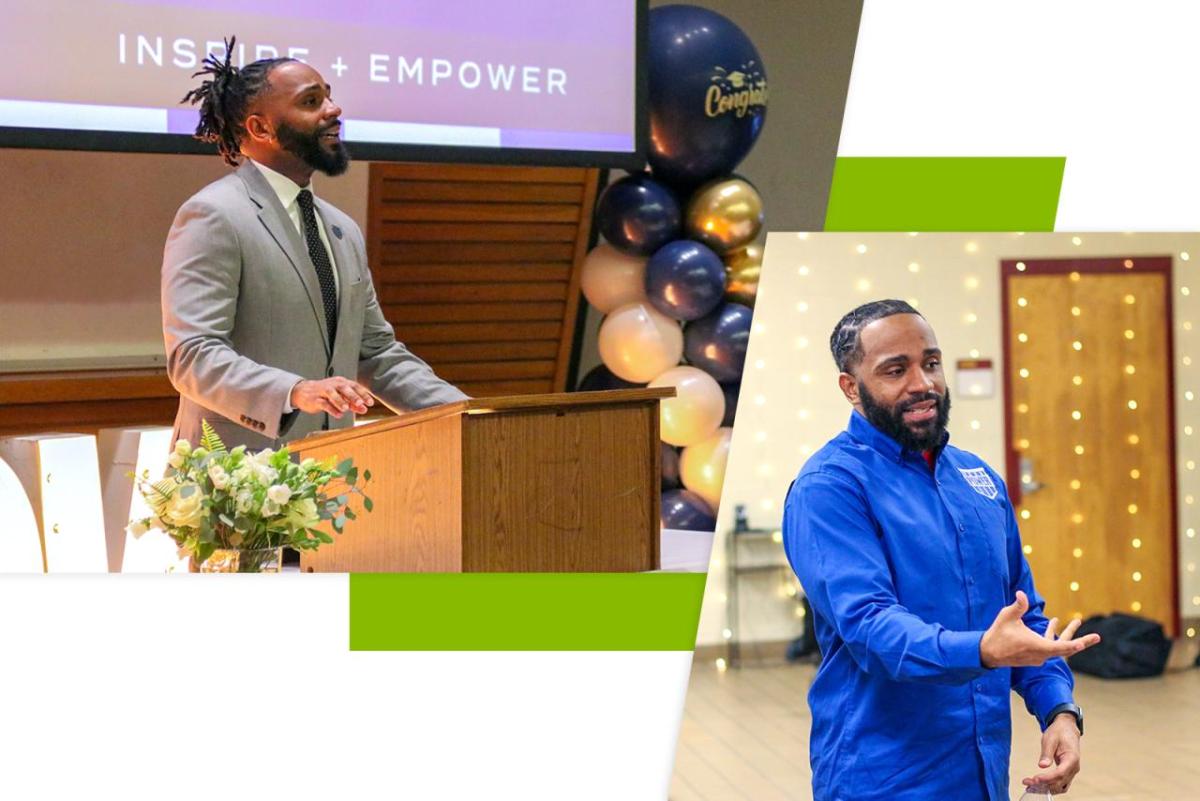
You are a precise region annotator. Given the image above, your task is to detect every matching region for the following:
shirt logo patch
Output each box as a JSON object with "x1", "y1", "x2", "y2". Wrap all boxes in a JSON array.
[{"x1": 958, "y1": 467, "x2": 998, "y2": 500}]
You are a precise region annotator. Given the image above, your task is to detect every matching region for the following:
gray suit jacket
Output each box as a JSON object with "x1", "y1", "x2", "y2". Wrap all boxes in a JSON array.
[{"x1": 162, "y1": 161, "x2": 467, "y2": 450}]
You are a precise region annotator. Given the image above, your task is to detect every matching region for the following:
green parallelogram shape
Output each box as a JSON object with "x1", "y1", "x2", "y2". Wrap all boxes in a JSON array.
[
  {"x1": 824, "y1": 157, "x2": 1066, "y2": 231},
  {"x1": 349, "y1": 573, "x2": 708, "y2": 651}
]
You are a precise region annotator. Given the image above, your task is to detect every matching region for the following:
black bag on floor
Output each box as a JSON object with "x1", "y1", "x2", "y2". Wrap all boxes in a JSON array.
[{"x1": 1066, "y1": 613, "x2": 1171, "y2": 678}]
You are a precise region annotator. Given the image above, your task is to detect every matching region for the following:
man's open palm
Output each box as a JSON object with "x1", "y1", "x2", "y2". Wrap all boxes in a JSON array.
[{"x1": 980, "y1": 591, "x2": 1101, "y2": 668}]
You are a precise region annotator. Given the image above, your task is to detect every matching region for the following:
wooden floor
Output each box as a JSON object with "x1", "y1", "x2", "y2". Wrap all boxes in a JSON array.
[{"x1": 671, "y1": 656, "x2": 1200, "y2": 801}]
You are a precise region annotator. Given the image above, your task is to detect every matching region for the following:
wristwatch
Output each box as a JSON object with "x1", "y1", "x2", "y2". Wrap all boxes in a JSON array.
[{"x1": 1044, "y1": 702, "x2": 1084, "y2": 735}]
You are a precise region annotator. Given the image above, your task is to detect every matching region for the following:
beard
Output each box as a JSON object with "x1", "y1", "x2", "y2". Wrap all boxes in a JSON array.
[
  {"x1": 858, "y1": 382, "x2": 951, "y2": 452},
  {"x1": 276, "y1": 120, "x2": 350, "y2": 176}
]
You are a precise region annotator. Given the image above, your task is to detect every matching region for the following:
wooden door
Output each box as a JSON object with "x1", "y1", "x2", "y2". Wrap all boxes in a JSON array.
[{"x1": 1002, "y1": 257, "x2": 1179, "y2": 635}]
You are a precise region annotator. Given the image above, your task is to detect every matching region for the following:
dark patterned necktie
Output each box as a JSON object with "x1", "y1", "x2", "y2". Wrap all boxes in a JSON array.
[{"x1": 296, "y1": 189, "x2": 338, "y2": 346}]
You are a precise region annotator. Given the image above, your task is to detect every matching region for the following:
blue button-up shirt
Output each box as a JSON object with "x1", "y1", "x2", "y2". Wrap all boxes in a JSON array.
[{"x1": 782, "y1": 411, "x2": 1075, "y2": 801}]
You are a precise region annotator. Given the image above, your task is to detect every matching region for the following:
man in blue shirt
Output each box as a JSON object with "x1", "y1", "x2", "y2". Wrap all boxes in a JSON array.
[{"x1": 783, "y1": 300, "x2": 1102, "y2": 801}]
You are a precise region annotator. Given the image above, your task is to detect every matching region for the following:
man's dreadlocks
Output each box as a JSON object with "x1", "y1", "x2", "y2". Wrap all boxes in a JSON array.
[{"x1": 180, "y1": 36, "x2": 295, "y2": 166}]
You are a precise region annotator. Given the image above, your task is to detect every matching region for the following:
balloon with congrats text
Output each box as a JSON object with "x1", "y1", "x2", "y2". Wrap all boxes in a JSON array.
[
  {"x1": 650, "y1": 365, "x2": 725, "y2": 447},
  {"x1": 684, "y1": 302, "x2": 752, "y2": 383},
  {"x1": 679, "y1": 426, "x2": 732, "y2": 512},
  {"x1": 597, "y1": 302, "x2": 685, "y2": 384},
  {"x1": 577, "y1": 363, "x2": 645, "y2": 393},
  {"x1": 594, "y1": 173, "x2": 683, "y2": 257},
  {"x1": 661, "y1": 488, "x2": 716, "y2": 532},
  {"x1": 647, "y1": 5, "x2": 768, "y2": 188},
  {"x1": 661, "y1": 442, "x2": 682, "y2": 491},
  {"x1": 685, "y1": 176, "x2": 764, "y2": 254},
  {"x1": 645, "y1": 239, "x2": 727, "y2": 321},
  {"x1": 580, "y1": 244, "x2": 648, "y2": 314},
  {"x1": 723, "y1": 243, "x2": 761, "y2": 307}
]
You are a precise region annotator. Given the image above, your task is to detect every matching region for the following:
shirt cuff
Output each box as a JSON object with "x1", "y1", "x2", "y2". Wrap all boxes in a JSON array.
[
  {"x1": 940, "y1": 629, "x2": 987, "y2": 671},
  {"x1": 283, "y1": 380, "x2": 303, "y2": 414},
  {"x1": 1028, "y1": 678, "x2": 1076, "y2": 729}
]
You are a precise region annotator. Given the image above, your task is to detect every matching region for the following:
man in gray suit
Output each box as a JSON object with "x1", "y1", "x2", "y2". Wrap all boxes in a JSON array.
[{"x1": 163, "y1": 44, "x2": 466, "y2": 451}]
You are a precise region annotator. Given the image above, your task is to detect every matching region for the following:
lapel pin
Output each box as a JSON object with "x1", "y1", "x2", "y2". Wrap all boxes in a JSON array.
[{"x1": 332, "y1": 225, "x2": 343, "y2": 239}]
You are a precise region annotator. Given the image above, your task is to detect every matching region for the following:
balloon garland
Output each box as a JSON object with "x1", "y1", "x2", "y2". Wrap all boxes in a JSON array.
[{"x1": 579, "y1": 4, "x2": 767, "y2": 532}]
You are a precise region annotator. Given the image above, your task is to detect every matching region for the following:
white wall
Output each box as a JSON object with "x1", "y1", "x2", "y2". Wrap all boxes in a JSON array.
[{"x1": 698, "y1": 231, "x2": 1200, "y2": 645}]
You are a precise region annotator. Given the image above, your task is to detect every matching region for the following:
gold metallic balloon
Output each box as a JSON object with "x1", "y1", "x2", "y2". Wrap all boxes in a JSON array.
[
  {"x1": 685, "y1": 177, "x2": 765, "y2": 254},
  {"x1": 723, "y1": 243, "x2": 762, "y2": 307}
]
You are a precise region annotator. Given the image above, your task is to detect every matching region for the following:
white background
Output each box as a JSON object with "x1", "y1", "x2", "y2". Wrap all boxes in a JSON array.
[
  {"x1": 0, "y1": 576, "x2": 692, "y2": 799},
  {"x1": 842, "y1": 0, "x2": 1200, "y2": 230}
]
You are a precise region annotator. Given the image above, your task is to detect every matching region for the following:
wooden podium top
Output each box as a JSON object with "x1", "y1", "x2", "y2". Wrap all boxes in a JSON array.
[{"x1": 293, "y1": 387, "x2": 674, "y2": 452}]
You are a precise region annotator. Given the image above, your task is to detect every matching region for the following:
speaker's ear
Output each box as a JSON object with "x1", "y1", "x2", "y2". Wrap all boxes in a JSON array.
[
  {"x1": 243, "y1": 112, "x2": 273, "y2": 145},
  {"x1": 838, "y1": 372, "x2": 859, "y2": 405}
]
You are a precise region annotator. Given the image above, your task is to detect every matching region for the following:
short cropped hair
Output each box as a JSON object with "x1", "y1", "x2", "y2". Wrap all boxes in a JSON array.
[{"x1": 829, "y1": 299, "x2": 922, "y2": 373}]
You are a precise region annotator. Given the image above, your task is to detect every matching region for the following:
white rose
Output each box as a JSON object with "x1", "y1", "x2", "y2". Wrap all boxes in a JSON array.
[
  {"x1": 174, "y1": 440, "x2": 192, "y2": 457},
  {"x1": 260, "y1": 499, "x2": 281, "y2": 518},
  {"x1": 126, "y1": 520, "x2": 149, "y2": 539},
  {"x1": 253, "y1": 464, "x2": 278, "y2": 486},
  {"x1": 167, "y1": 452, "x2": 185, "y2": 470},
  {"x1": 164, "y1": 486, "x2": 205, "y2": 529},
  {"x1": 235, "y1": 490, "x2": 255, "y2": 514},
  {"x1": 267, "y1": 484, "x2": 292, "y2": 505},
  {"x1": 208, "y1": 464, "x2": 230, "y2": 490},
  {"x1": 253, "y1": 448, "x2": 275, "y2": 465},
  {"x1": 231, "y1": 465, "x2": 253, "y2": 484}
]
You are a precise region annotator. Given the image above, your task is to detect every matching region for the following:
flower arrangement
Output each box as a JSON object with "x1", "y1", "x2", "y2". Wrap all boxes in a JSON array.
[{"x1": 128, "y1": 421, "x2": 372, "y2": 567}]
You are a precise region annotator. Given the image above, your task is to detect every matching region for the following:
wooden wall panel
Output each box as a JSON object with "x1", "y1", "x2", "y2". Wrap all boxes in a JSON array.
[
  {"x1": 368, "y1": 162, "x2": 600, "y2": 397},
  {"x1": 0, "y1": 371, "x2": 177, "y2": 437},
  {"x1": 0, "y1": 162, "x2": 599, "y2": 436}
]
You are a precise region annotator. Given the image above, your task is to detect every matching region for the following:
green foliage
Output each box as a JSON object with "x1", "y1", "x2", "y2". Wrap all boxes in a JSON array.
[
  {"x1": 129, "y1": 424, "x2": 375, "y2": 566},
  {"x1": 199, "y1": 419, "x2": 228, "y2": 455}
]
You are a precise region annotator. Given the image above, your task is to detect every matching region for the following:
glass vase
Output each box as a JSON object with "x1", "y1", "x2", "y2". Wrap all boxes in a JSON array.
[{"x1": 191, "y1": 547, "x2": 284, "y2": 573}]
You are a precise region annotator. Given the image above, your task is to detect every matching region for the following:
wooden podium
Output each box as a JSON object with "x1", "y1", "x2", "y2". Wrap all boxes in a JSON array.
[{"x1": 294, "y1": 388, "x2": 673, "y2": 573}]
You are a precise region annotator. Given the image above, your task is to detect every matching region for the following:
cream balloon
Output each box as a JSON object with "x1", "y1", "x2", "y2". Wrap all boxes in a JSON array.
[
  {"x1": 649, "y1": 365, "x2": 726, "y2": 447},
  {"x1": 580, "y1": 243, "x2": 648, "y2": 314},
  {"x1": 680, "y1": 427, "x2": 732, "y2": 512},
  {"x1": 598, "y1": 302, "x2": 684, "y2": 383}
]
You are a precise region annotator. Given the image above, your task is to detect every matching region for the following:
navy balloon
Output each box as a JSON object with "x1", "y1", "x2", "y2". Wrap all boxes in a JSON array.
[
  {"x1": 661, "y1": 488, "x2": 716, "y2": 531},
  {"x1": 646, "y1": 240, "x2": 727, "y2": 321},
  {"x1": 647, "y1": 5, "x2": 768, "y2": 188},
  {"x1": 720, "y1": 382, "x2": 740, "y2": 427},
  {"x1": 595, "y1": 173, "x2": 682, "y2": 256},
  {"x1": 661, "y1": 443, "x2": 682, "y2": 490},
  {"x1": 684, "y1": 302, "x2": 752, "y2": 383},
  {"x1": 578, "y1": 364, "x2": 644, "y2": 392}
]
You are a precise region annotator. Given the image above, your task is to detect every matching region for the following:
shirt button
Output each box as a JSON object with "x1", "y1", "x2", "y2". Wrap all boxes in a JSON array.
[
  {"x1": 958, "y1": 523, "x2": 966, "y2": 532},
  {"x1": 968, "y1": 576, "x2": 975, "y2": 586}
]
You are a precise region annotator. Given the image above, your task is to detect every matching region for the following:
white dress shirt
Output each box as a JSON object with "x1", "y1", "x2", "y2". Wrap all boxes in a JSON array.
[
  {"x1": 250, "y1": 160, "x2": 340, "y2": 415},
  {"x1": 250, "y1": 159, "x2": 339, "y2": 295}
]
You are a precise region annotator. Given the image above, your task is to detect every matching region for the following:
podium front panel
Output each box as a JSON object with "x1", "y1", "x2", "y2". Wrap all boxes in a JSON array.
[
  {"x1": 299, "y1": 413, "x2": 464, "y2": 572},
  {"x1": 460, "y1": 403, "x2": 658, "y2": 572}
]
